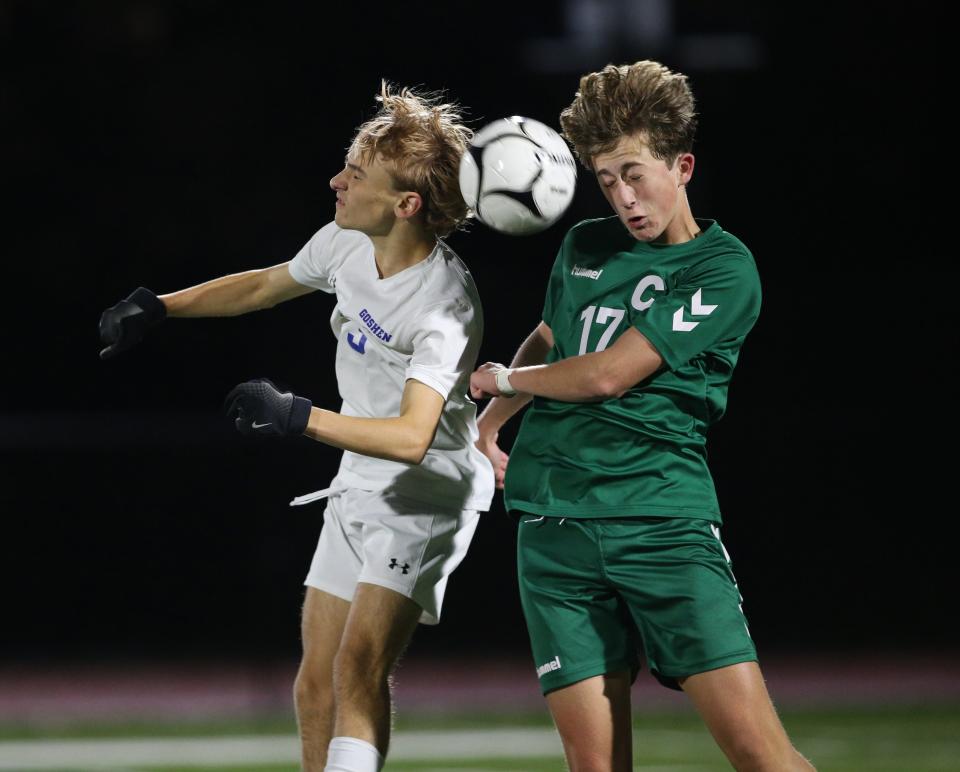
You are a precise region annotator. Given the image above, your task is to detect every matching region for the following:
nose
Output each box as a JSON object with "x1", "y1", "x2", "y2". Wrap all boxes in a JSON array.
[
  {"x1": 612, "y1": 180, "x2": 636, "y2": 210},
  {"x1": 330, "y1": 169, "x2": 346, "y2": 190}
]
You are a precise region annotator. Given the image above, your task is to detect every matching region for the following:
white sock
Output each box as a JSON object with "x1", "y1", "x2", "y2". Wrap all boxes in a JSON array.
[{"x1": 323, "y1": 736, "x2": 384, "y2": 772}]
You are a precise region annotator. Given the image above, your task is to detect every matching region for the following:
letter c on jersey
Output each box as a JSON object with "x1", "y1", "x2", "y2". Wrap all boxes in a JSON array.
[{"x1": 631, "y1": 275, "x2": 666, "y2": 311}]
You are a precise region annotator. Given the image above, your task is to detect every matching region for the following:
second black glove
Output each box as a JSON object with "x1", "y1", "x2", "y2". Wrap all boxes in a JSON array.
[
  {"x1": 224, "y1": 378, "x2": 313, "y2": 437},
  {"x1": 99, "y1": 286, "x2": 167, "y2": 360}
]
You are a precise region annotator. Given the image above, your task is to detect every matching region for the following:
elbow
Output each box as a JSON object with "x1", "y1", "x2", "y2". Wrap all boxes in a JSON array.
[
  {"x1": 250, "y1": 287, "x2": 277, "y2": 312},
  {"x1": 593, "y1": 376, "x2": 629, "y2": 401},
  {"x1": 407, "y1": 449, "x2": 429, "y2": 465},
  {"x1": 395, "y1": 435, "x2": 432, "y2": 465},
  {"x1": 249, "y1": 272, "x2": 281, "y2": 312},
  {"x1": 397, "y1": 447, "x2": 429, "y2": 465}
]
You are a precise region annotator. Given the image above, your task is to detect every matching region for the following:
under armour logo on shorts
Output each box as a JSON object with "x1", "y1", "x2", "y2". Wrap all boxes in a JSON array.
[{"x1": 388, "y1": 558, "x2": 410, "y2": 574}]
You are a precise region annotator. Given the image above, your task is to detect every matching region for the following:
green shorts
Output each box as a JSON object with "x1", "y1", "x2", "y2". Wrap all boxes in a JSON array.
[{"x1": 517, "y1": 515, "x2": 757, "y2": 694}]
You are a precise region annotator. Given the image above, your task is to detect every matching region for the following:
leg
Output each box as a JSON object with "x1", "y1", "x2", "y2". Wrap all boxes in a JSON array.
[
  {"x1": 681, "y1": 661, "x2": 815, "y2": 771},
  {"x1": 545, "y1": 670, "x2": 633, "y2": 772},
  {"x1": 517, "y1": 516, "x2": 638, "y2": 772},
  {"x1": 295, "y1": 586, "x2": 351, "y2": 771},
  {"x1": 331, "y1": 581, "x2": 423, "y2": 755}
]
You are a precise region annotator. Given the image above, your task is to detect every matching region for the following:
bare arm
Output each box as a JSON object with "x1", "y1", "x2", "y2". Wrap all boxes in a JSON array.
[
  {"x1": 99, "y1": 262, "x2": 317, "y2": 359},
  {"x1": 160, "y1": 262, "x2": 314, "y2": 317},
  {"x1": 303, "y1": 379, "x2": 445, "y2": 465},
  {"x1": 473, "y1": 326, "x2": 663, "y2": 402}
]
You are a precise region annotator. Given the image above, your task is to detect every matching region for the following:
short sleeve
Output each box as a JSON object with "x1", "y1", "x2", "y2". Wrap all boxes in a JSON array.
[
  {"x1": 541, "y1": 241, "x2": 567, "y2": 327},
  {"x1": 288, "y1": 221, "x2": 352, "y2": 293},
  {"x1": 632, "y1": 252, "x2": 762, "y2": 370},
  {"x1": 405, "y1": 299, "x2": 482, "y2": 401}
]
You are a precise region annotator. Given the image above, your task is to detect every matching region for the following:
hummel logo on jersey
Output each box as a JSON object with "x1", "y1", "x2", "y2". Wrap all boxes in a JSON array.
[
  {"x1": 672, "y1": 288, "x2": 718, "y2": 332},
  {"x1": 536, "y1": 655, "x2": 562, "y2": 678},
  {"x1": 251, "y1": 421, "x2": 272, "y2": 429},
  {"x1": 347, "y1": 331, "x2": 367, "y2": 353},
  {"x1": 359, "y1": 308, "x2": 393, "y2": 342},
  {"x1": 388, "y1": 558, "x2": 410, "y2": 574},
  {"x1": 571, "y1": 264, "x2": 603, "y2": 280}
]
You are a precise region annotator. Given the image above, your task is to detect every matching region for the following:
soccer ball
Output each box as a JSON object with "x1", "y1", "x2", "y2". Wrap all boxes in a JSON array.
[{"x1": 459, "y1": 116, "x2": 577, "y2": 236}]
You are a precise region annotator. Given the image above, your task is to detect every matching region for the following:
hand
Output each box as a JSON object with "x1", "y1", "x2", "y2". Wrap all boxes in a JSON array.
[
  {"x1": 224, "y1": 378, "x2": 313, "y2": 437},
  {"x1": 476, "y1": 431, "x2": 509, "y2": 490},
  {"x1": 99, "y1": 287, "x2": 167, "y2": 360},
  {"x1": 470, "y1": 362, "x2": 510, "y2": 399}
]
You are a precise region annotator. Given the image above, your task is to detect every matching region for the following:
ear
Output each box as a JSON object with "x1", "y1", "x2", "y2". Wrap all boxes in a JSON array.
[
  {"x1": 395, "y1": 192, "x2": 424, "y2": 220},
  {"x1": 676, "y1": 152, "x2": 695, "y2": 186}
]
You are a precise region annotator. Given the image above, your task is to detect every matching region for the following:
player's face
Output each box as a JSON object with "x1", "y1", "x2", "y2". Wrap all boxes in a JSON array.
[
  {"x1": 592, "y1": 134, "x2": 694, "y2": 244},
  {"x1": 329, "y1": 151, "x2": 402, "y2": 237}
]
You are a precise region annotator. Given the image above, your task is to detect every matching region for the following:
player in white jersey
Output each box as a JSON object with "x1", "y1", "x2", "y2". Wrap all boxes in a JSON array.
[{"x1": 99, "y1": 83, "x2": 494, "y2": 772}]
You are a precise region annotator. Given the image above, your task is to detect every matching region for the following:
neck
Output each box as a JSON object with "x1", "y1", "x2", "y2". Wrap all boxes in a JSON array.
[
  {"x1": 369, "y1": 223, "x2": 436, "y2": 279},
  {"x1": 655, "y1": 192, "x2": 700, "y2": 245}
]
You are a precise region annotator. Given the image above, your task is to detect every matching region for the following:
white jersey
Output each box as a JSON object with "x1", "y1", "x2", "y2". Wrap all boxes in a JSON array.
[{"x1": 288, "y1": 222, "x2": 494, "y2": 512}]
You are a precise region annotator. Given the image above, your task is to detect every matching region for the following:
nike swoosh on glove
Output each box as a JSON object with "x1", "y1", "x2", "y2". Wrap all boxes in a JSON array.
[{"x1": 224, "y1": 378, "x2": 313, "y2": 437}]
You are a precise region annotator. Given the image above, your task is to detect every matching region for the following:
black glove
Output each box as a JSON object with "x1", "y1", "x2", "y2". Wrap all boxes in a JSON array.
[
  {"x1": 224, "y1": 378, "x2": 313, "y2": 437},
  {"x1": 99, "y1": 287, "x2": 167, "y2": 360}
]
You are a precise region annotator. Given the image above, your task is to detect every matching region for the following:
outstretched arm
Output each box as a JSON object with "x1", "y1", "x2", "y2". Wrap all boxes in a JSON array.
[
  {"x1": 159, "y1": 262, "x2": 313, "y2": 317},
  {"x1": 472, "y1": 325, "x2": 663, "y2": 402},
  {"x1": 100, "y1": 262, "x2": 312, "y2": 359}
]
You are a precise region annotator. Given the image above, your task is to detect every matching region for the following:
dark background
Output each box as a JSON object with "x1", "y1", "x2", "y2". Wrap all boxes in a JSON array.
[{"x1": 2, "y1": 1, "x2": 952, "y2": 668}]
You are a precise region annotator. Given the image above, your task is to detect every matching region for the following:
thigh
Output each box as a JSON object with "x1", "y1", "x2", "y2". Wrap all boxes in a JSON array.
[
  {"x1": 300, "y1": 586, "x2": 352, "y2": 679},
  {"x1": 546, "y1": 670, "x2": 634, "y2": 772},
  {"x1": 338, "y1": 581, "x2": 423, "y2": 671},
  {"x1": 603, "y1": 518, "x2": 756, "y2": 688},
  {"x1": 681, "y1": 661, "x2": 797, "y2": 760},
  {"x1": 517, "y1": 516, "x2": 640, "y2": 695}
]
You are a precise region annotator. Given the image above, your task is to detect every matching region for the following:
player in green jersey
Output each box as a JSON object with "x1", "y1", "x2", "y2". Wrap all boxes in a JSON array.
[{"x1": 471, "y1": 61, "x2": 815, "y2": 771}]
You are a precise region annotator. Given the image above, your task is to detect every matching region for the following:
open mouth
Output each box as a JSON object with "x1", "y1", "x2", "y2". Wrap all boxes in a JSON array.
[{"x1": 627, "y1": 215, "x2": 646, "y2": 228}]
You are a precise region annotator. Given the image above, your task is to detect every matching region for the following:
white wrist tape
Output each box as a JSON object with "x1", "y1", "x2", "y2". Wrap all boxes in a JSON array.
[{"x1": 495, "y1": 367, "x2": 517, "y2": 396}]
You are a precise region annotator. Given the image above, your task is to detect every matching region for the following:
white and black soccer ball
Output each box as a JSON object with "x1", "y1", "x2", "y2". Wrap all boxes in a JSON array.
[{"x1": 459, "y1": 116, "x2": 577, "y2": 236}]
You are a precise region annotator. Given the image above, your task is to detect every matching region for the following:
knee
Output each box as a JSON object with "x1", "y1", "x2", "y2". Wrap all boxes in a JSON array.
[
  {"x1": 724, "y1": 741, "x2": 770, "y2": 771},
  {"x1": 332, "y1": 643, "x2": 391, "y2": 696},
  {"x1": 294, "y1": 666, "x2": 334, "y2": 712},
  {"x1": 566, "y1": 754, "x2": 616, "y2": 772},
  {"x1": 722, "y1": 736, "x2": 811, "y2": 772}
]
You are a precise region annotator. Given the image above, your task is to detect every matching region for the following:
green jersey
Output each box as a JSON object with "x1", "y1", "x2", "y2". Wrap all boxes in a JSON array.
[{"x1": 505, "y1": 217, "x2": 761, "y2": 522}]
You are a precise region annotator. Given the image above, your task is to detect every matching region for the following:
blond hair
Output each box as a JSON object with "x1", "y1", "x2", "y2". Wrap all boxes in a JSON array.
[
  {"x1": 350, "y1": 81, "x2": 472, "y2": 238},
  {"x1": 560, "y1": 60, "x2": 697, "y2": 169}
]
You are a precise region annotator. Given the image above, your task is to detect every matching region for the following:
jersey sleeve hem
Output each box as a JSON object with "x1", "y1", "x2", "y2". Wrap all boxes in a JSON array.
[
  {"x1": 287, "y1": 258, "x2": 327, "y2": 290},
  {"x1": 404, "y1": 371, "x2": 452, "y2": 401},
  {"x1": 630, "y1": 321, "x2": 685, "y2": 371}
]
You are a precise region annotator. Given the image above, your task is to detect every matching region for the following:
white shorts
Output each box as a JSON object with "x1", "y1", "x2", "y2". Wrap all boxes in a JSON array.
[{"x1": 303, "y1": 487, "x2": 480, "y2": 625}]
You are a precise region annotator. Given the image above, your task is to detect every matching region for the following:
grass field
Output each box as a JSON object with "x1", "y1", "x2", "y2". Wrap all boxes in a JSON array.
[{"x1": 2, "y1": 705, "x2": 959, "y2": 771}]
